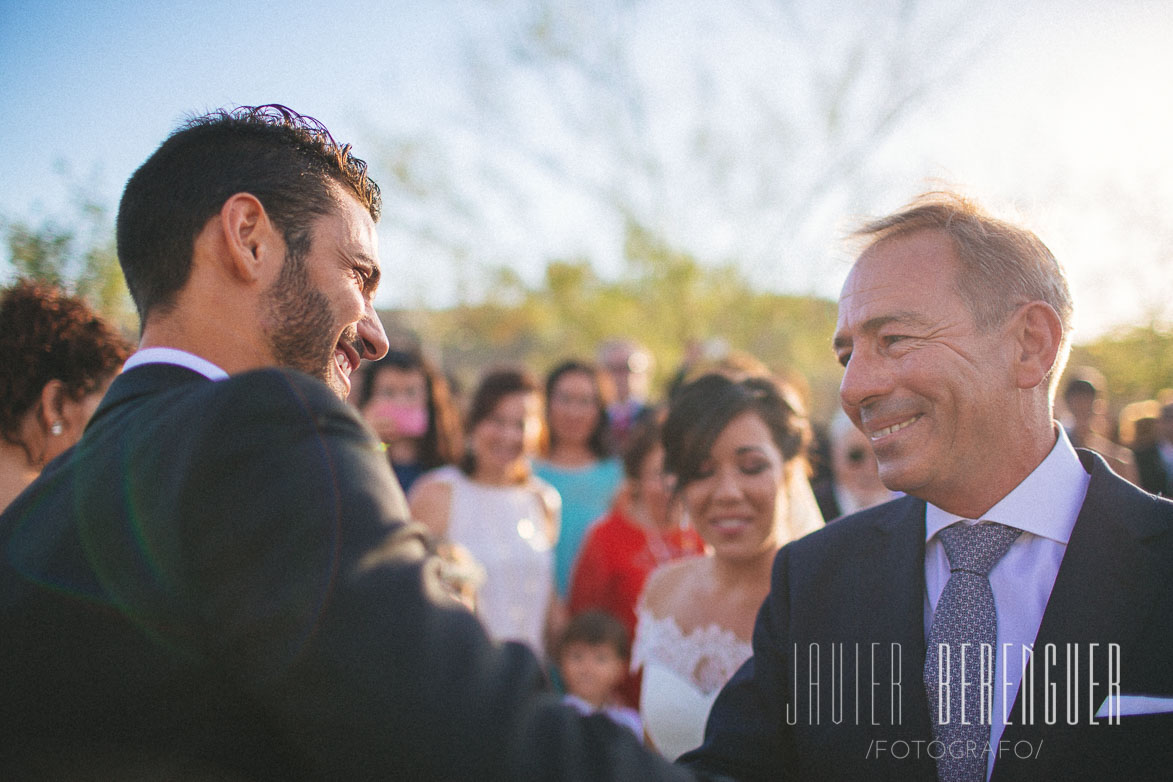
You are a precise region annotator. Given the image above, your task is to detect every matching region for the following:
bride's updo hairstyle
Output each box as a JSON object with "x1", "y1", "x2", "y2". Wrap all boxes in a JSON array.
[{"x1": 662, "y1": 372, "x2": 811, "y2": 492}]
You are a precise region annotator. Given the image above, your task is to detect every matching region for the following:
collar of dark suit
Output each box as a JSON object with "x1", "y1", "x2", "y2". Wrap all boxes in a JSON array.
[
  {"x1": 1074, "y1": 447, "x2": 1167, "y2": 539},
  {"x1": 88, "y1": 363, "x2": 211, "y2": 428}
]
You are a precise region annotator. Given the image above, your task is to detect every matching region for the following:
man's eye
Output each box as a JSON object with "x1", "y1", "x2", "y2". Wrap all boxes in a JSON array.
[{"x1": 836, "y1": 352, "x2": 851, "y2": 368}]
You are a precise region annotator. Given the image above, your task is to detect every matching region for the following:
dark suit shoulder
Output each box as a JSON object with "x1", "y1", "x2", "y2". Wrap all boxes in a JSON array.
[
  {"x1": 177, "y1": 366, "x2": 356, "y2": 422},
  {"x1": 1132, "y1": 444, "x2": 1171, "y2": 496},
  {"x1": 1079, "y1": 449, "x2": 1173, "y2": 538},
  {"x1": 220, "y1": 366, "x2": 344, "y2": 402},
  {"x1": 91, "y1": 364, "x2": 355, "y2": 436},
  {"x1": 764, "y1": 494, "x2": 926, "y2": 641},
  {"x1": 783, "y1": 493, "x2": 923, "y2": 559},
  {"x1": 130, "y1": 368, "x2": 376, "y2": 472}
]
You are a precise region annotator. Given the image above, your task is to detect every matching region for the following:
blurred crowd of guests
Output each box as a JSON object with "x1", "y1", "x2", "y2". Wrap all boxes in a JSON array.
[
  {"x1": 3, "y1": 274, "x2": 1170, "y2": 756},
  {"x1": 339, "y1": 333, "x2": 1173, "y2": 753}
]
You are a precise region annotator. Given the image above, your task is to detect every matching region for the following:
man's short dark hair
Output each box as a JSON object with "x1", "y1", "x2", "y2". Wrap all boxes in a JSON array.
[
  {"x1": 116, "y1": 104, "x2": 381, "y2": 321},
  {"x1": 1063, "y1": 366, "x2": 1106, "y2": 402}
]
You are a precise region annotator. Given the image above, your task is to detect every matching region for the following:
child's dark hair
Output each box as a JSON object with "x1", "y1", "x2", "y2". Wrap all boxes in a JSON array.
[{"x1": 558, "y1": 611, "x2": 631, "y2": 662}]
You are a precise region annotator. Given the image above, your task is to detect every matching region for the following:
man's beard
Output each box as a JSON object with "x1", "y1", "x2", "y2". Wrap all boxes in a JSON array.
[{"x1": 263, "y1": 234, "x2": 352, "y2": 397}]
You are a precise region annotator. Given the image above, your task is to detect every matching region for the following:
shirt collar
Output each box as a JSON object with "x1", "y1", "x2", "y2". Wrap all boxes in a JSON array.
[
  {"x1": 122, "y1": 347, "x2": 229, "y2": 381},
  {"x1": 925, "y1": 425, "x2": 1090, "y2": 544}
]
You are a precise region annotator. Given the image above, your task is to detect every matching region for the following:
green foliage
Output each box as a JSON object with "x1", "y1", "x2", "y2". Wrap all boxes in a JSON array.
[
  {"x1": 4, "y1": 220, "x2": 73, "y2": 286},
  {"x1": 392, "y1": 221, "x2": 846, "y2": 422},
  {"x1": 391, "y1": 223, "x2": 1173, "y2": 428},
  {"x1": 2, "y1": 194, "x2": 137, "y2": 334},
  {"x1": 1068, "y1": 324, "x2": 1173, "y2": 406}
]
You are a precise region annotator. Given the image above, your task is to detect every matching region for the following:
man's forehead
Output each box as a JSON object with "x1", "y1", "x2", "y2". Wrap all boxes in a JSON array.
[
  {"x1": 835, "y1": 265, "x2": 927, "y2": 325},
  {"x1": 840, "y1": 235, "x2": 959, "y2": 306},
  {"x1": 327, "y1": 191, "x2": 379, "y2": 248},
  {"x1": 834, "y1": 251, "x2": 961, "y2": 352}
]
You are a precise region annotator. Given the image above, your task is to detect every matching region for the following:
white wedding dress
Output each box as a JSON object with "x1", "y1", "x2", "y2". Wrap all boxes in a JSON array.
[
  {"x1": 631, "y1": 609, "x2": 752, "y2": 760},
  {"x1": 630, "y1": 470, "x2": 824, "y2": 759}
]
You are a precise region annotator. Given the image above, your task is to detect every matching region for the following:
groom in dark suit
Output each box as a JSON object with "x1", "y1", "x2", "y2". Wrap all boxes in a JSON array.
[
  {"x1": 679, "y1": 192, "x2": 1173, "y2": 781},
  {"x1": 0, "y1": 105, "x2": 697, "y2": 781}
]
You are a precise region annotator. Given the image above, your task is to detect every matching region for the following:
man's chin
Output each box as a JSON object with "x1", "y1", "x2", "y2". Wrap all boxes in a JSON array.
[
  {"x1": 875, "y1": 462, "x2": 916, "y2": 495},
  {"x1": 296, "y1": 359, "x2": 350, "y2": 401},
  {"x1": 324, "y1": 366, "x2": 351, "y2": 401}
]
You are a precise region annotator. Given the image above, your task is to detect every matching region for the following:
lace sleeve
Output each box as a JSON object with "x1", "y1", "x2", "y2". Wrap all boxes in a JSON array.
[{"x1": 632, "y1": 607, "x2": 752, "y2": 695}]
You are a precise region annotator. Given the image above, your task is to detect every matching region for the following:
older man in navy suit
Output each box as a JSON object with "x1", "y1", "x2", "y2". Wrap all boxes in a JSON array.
[
  {"x1": 679, "y1": 192, "x2": 1173, "y2": 781},
  {"x1": 0, "y1": 105, "x2": 699, "y2": 781}
]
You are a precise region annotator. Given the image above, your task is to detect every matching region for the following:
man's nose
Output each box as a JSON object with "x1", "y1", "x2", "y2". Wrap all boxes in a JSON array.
[
  {"x1": 356, "y1": 300, "x2": 389, "y2": 361},
  {"x1": 839, "y1": 346, "x2": 888, "y2": 412}
]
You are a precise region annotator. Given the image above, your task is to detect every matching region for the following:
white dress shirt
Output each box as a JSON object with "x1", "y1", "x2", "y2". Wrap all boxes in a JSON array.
[
  {"x1": 923, "y1": 426, "x2": 1090, "y2": 779},
  {"x1": 122, "y1": 347, "x2": 229, "y2": 381}
]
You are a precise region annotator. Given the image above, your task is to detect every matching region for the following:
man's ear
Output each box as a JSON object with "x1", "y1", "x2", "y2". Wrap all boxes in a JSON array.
[
  {"x1": 218, "y1": 193, "x2": 283, "y2": 283},
  {"x1": 1010, "y1": 301, "x2": 1063, "y2": 391}
]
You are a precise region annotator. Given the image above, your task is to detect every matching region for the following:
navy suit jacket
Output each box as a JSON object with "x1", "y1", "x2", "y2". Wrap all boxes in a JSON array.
[
  {"x1": 1135, "y1": 443, "x2": 1171, "y2": 497},
  {"x1": 0, "y1": 364, "x2": 698, "y2": 781},
  {"x1": 680, "y1": 450, "x2": 1173, "y2": 781}
]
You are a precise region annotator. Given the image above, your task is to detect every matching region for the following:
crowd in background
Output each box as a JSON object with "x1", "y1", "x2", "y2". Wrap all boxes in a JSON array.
[
  {"x1": 3, "y1": 274, "x2": 1171, "y2": 758},
  {"x1": 338, "y1": 329, "x2": 1173, "y2": 754}
]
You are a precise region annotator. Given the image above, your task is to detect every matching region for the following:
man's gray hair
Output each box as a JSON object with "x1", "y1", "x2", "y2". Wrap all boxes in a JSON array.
[{"x1": 854, "y1": 190, "x2": 1074, "y2": 398}]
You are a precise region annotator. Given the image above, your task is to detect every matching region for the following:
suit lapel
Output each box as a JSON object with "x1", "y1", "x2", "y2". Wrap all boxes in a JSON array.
[
  {"x1": 1000, "y1": 451, "x2": 1169, "y2": 772},
  {"x1": 838, "y1": 498, "x2": 935, "y2": 777},
  {"x1": 875, "y1": 498, "x2": 934, "y2": 745},
  {"x1": 864, "y1": 498, "x2": 936, "y2": 781}
]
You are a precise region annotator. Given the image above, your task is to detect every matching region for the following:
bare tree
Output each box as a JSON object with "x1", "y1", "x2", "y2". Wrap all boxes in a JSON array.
[{"x1": 372, "y1": 0, "x2": 992, "y2": 304}]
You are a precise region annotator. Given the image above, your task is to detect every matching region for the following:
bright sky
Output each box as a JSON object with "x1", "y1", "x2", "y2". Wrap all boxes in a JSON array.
[{"x1": 2, "y1": 0, "x2": 1171, "y2": 342}]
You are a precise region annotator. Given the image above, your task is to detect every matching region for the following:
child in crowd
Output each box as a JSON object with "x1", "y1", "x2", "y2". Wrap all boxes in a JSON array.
[{"x1": 556, "y1": 611, "x2": 643, "y2": 740}]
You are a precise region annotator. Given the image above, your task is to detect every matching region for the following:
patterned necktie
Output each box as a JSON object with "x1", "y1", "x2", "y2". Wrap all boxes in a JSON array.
[{"x1": 924, "y1": 521, "x2": 1022, "y2": 782}]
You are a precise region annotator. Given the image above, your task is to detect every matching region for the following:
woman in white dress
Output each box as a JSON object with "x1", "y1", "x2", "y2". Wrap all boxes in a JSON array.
[
  {"x1": 631, "y1": 372, "x2": 823, "y2": 759},
  {"x1": 410, "y1": 368, "x2": 563, "y2": 658}
]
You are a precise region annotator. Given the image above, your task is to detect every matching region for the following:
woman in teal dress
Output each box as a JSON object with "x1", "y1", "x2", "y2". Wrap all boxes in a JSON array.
[{"x1": 535, "y1": 360, "x2": 624, "y2": 597}]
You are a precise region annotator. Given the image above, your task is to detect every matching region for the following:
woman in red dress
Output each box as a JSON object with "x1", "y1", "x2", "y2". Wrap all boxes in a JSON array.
[{"x1": 568, "y1": 412, "x2": 704, "y2": 707}]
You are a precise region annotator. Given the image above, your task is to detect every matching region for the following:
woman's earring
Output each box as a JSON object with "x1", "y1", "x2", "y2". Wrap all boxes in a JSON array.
[{"x1": 50, "y1": 421, "x2": 64, "y2": 436}]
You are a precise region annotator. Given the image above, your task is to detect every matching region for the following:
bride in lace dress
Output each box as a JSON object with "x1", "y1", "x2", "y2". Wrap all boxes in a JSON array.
[{"x1": 631, "y1": 373, "x2": 823, "y2": 758}]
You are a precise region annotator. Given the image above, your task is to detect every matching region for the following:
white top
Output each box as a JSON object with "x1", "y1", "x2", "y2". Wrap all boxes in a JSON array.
[
  {"x1": 122, "y1": 347, "x2": 229, "y2": 381},
  {"x1": 420, "y1": 465, "x2": 557, "y2": 656},
  {"x1": 562, "y1": 694, "x2": 643, "y2": 739},
  {"x1": 924, "y1": 426, "x2": 1090, "y2": 779},
  {"x1": 631, "y1": 607, "x2": 752, "y2": 760}
]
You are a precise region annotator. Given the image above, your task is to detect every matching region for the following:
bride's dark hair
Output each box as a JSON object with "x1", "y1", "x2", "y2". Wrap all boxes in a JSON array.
[{"x1": 662, "y1": 372, "x2": 810, "y2": 492}]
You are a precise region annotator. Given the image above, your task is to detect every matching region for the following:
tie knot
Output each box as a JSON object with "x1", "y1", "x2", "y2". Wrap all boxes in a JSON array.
[{"x1": 937, "y1": 521, "x2": 1022, "y2": 576}]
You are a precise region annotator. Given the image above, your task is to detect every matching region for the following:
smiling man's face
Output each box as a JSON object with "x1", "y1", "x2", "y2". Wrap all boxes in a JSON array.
[
  {"x1": 263, "y1": 187, "x2": 388, "y2": 400},
  {"x1": 833, "y1": 229, "x2": 1017, "y2": 515}
]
